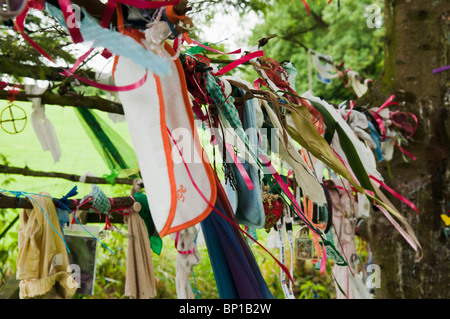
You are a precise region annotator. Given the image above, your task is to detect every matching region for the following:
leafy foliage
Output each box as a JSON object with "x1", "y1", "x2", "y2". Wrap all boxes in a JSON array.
[{"x1": 247, "y1": 0, "x2": 385, "y2": 103}]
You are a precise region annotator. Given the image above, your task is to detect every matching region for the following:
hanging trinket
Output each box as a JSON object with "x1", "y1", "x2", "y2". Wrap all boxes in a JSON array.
[
  {"x1": 294, "y1": 226, "x2": 315, "y2": 260},
  {"x1": 262, "y1": 186, "x2": 284, "y2": 232},
  {"x1": 0, "y1": 86, "x2": 27, "y2": 134}
]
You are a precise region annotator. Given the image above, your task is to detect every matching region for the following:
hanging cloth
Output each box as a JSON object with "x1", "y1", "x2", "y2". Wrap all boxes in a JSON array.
[
  {"x1": 259, "y1": 99, "x2": 327, "y2": 205},
  {"x1": 347, "y1": 70, "x2": 369, "y2": 98},
  {"x1": 25, "y1": 81, "x2": 62, "y2": 163},
  {"x1": 200, "y1": 175, "x2": 273, "y2": 299},
  {"x1": 173, "y1": 226, "x2": 201, "y2": 299},
  {"x1": 115, "y1": 42, "x2": 217, "y2": 237},
  {"x1": 311, "y1": 51, "x2": 338, "y2": 84},
  {"x1": 16, "y1": 192, "x2": 77, "y2": 299},
  {"x1": 75, "y1": 108, "x2": 138, "y2": 174},
  {"x1": 45, "y1": 3, "x2": 171, "y2": 77},
  {"x1": 124, "y1": 203, "x2": 157, "y2": 299},
  {"x1": 225, "y1": 88, "x2": 265, "y2": 228}
]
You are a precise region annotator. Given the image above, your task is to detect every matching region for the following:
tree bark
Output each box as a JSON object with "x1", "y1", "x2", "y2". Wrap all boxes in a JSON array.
[{"x1": 360, "y1": 0, "x2": 449, "y2": 298}]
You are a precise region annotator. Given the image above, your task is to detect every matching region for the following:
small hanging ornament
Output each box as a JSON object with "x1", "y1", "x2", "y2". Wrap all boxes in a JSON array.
[
  {"x1": 262, "y1": 186, "x2": 284, "y2": 232},
  {"x1": 0, "y1": 86, "x2": 27, "y2": 134},
  {"x1": 294, "y1": 225, "x2": 315, "y2": 260}
]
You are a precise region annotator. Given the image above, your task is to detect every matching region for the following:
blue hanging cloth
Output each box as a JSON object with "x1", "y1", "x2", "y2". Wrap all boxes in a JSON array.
[
  {"x1": 229, "y1": 91, "x2": 265, "y2": 229},
  {"x1": 368, "y1": 121, "x2": 385, "y2": 162},
  {"x1": 201, "y1": 174, "x2": 273, "y2": 299}
]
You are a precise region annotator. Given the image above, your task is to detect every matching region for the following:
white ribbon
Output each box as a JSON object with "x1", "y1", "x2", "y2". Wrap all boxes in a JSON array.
[{"x1": 25, "y1": 81, "x2": 62, "y2": 163}]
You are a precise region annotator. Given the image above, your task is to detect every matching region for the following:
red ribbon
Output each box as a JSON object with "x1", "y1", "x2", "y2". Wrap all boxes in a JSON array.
[
  {"x1": 14, "y1": 7, "x2": 55, "y2": 63},
  {"x1": 390, "y1": 111, "x2": 418, "y2": 139},
  {"x1": 302, "y1": 0, "x2": 311, "y2": 15},
  {"x1": 214, "y1": 50, "x2": 264, "y2": 77}
]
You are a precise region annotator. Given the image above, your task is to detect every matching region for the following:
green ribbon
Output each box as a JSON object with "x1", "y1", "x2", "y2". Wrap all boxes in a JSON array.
[
  {"x1": 134, "y1": 191, "x2": 163, "y2": 255},
  {"x1": 102, "y1": 169, "x2": 118, "y2": 186}
]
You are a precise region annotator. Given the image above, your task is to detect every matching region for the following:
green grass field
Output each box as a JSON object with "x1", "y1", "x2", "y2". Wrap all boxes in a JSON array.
[{"x1": 0, "y1": 99, "x2": 335, "y2": 299}]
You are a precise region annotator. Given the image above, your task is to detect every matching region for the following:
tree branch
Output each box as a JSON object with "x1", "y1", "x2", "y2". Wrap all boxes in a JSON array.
[
  {"x1": 0, "y1": 193, "x2": 133, "y2": 223},
  {"x1": 0, "y1": 164, "x2": 134, "y2": 185},
  {"x1": 0, "y1": 192, "x2": 134, "y2": 210},
  {"x1": 0, "y1": 89, "x2": 124, "y2": 115},
  {"x1": 0, "y1": 60, "x2": 96, "y2": 82}
]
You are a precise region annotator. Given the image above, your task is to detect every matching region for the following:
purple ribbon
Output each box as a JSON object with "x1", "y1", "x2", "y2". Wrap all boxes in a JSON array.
[{"x1": 432, "y1": 65, "x2": 450, "y2": 74}]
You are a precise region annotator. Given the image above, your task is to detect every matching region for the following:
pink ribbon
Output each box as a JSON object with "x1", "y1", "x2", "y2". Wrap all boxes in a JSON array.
[
  {"x1": 369, "y1": 175, "x2": 419, "y2": 215},
  {"x1": 61, "y1": 68, "x2": 148, "y2": 92},
  {"x1": 372, "y1": 112, "x2": 387, "y2": 141},
  {"x1": 253, "y1": 78, "x2": 266, "y2": 90},
  {"x1": 175, "y1": 231, "x2": 196, "y2": 255},
  {"x1": 214, "y1": 50, "x2": 264, "y2": 77},
  {"x1": 225, "y1": 143, "x2": 254, "y2": 191},
  {"x1": 374, "y1": 94, "x2": 398, "y2": 115},
  {"x1": 343, "y1": 100, "x2": 354, "y2": 121},
  {"x1": 167, "y1": 127, "x2": 295, "y2": 284},
  {"x1": 392, "y1": 139, "x2": 417, "y2": 161},
  {"x1": 374, "y1": 204, "x2": 418, "y2": 251}
]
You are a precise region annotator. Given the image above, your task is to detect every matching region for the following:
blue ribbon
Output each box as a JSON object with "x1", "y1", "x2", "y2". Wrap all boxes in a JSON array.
[
  {"x1": 58, "y1": 186, "x2": 78, "y2": 210},
  {"x1": 161, "y1": 8, "x2": 179, "y2": 40},
  {"x1": 368, "y1": 120, "x2": 384, "y2": 162}
]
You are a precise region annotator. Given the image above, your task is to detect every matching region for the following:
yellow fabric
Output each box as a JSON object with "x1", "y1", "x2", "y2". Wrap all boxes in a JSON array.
[{"x1": 16, "y1": 192, "x2": 77, "y2": 299}]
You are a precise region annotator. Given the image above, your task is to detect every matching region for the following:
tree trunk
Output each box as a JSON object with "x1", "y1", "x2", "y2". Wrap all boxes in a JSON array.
[{"x1": 360, "y1": 0, "x2": 449, "y2": 298}]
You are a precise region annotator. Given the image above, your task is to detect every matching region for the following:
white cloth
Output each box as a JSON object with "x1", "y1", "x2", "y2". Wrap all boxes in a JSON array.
[
  {"x1": 173, "y1": 226, "x2": 201, "y2": 299},
  {"x1": 311, "y1": 51, "x2": 338, "y2": 84},
  {"x1": 115, "y1": 45, "x2": 216, "y2": 237},
  {"x1": 25, "y1": 82, "x2": 62, "y2": 163},
  {"x1": 347, "y1": 70, "x2": 369, "y2": 98},
  {"x1": 340, "y1": 108, "x2": 377, "y2": 149}
]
